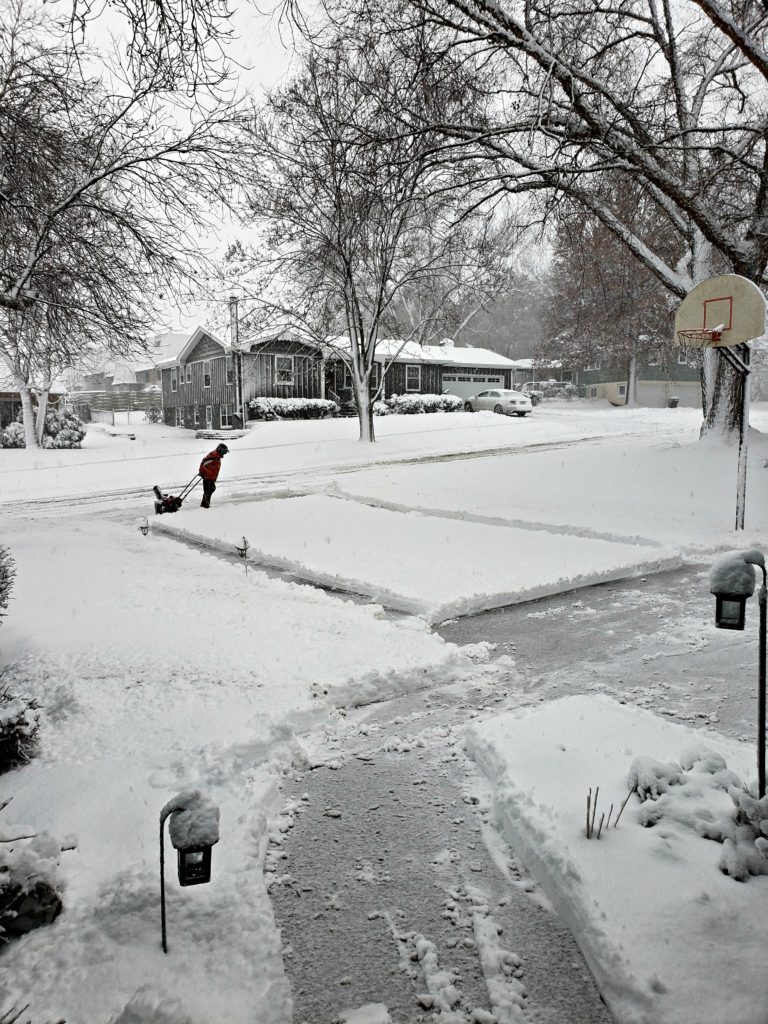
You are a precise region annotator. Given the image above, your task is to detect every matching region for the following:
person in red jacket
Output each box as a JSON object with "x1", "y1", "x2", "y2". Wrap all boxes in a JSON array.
[{"x1": 198, "y1": 443, "x2": 228, "y2": 508}]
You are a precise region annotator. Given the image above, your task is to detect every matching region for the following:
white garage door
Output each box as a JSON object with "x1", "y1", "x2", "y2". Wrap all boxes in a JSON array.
[{"x1": 442, "y1": 373, "x2": 505, "y2": 400}]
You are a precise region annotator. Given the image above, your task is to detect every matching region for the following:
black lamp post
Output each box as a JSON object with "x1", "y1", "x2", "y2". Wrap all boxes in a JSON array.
[
  {"x1": 159, "y1": 790, "x2": 220, "y2": 953},
  {"x1": 709, "y1": 549, "x2": 766, "y2": 798}
]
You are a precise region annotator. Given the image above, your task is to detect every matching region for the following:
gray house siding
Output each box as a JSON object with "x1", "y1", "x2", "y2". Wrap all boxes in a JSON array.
[{"x1": 242, "y1": 342, "x2": 322, "y2": 402}]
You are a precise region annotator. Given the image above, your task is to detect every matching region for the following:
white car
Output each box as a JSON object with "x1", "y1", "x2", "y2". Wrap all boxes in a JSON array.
[{"x1": 464, "y1": 388, "x2": 533, "y2": 417}]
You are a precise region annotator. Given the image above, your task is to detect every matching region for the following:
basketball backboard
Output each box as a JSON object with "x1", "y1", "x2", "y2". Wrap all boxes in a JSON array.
[{"x1": 675, "y1": 274, "x2": 766, "y2": 347}]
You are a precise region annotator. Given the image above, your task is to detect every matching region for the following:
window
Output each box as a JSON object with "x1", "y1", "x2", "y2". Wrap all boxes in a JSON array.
[
  {"x1": 590, "y1": 386, "x2": 598, "y2": 398},
  {"x1": 276, "y1": 355, "x2": 294, "y2": 385},
  {"x1": 220, "y1": 404, "x2": 232, "y2": 428},
  {"x1": 226, "y1": 356, "x2": 235, "y2": 386},
  {"x1": 678, "y1": 350, "x2": 689, "y2": 365},
  {"x1": 648, "y1": 351, "x2": 660, "y2": 367},
  {"x1": 476, "y1": 391, "x2": 490, "y2": 398},
  {"x1": 205, "y1": 405, "x2": 212, "y2": 428},
  {"x1": 618, "y1": 384, "x2": 626, "y2": 397},
  {"x1": 193, "y1": 406, "x2": 200, "y2": 427},
  {"x1": 405, "y1": 364, "x2": 421, "y2": 391},
  {"x1": 174, "y1": 408, "x2": 182, "y2": 426},
  {"x1": 203, "y1": 361, "x2": 211, "y2": 388},
  {"x1": 586, "y1": 360, "x2": 601, "y2": 371},
  {"x1": 170, "y1": 368, "x2": 178, "y2": 392},
  {"x1": 185, "y1": 364, "x2": 192, "y2": 384}
]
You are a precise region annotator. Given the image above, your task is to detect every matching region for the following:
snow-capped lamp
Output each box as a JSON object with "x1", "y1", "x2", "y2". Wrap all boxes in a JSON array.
[
  {"x1": 139, "y1": 516, "x2": 149, "y2": 537},
  {"x1": 235, "y1": 536, "x2": 250, "y2": 575},
  {"x1": 709, "y1": 548, "x2": 764, "y2": 630},
  {"x1": 159, "y1": 790, "x2": 221, "y2": 953},
  {"x1": 709, "y1": 549, "x2": 767, "y2": 798}
]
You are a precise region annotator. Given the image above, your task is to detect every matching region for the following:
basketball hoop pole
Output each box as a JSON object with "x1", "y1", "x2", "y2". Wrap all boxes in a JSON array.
[{"x1": 729, "y1": 343, "x2": 751, "y2": 531}]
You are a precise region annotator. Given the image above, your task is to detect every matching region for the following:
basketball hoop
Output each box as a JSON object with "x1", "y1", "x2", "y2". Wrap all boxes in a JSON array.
[{"x1": 676, "y1": 327, "x2": 722, "y2": 346}]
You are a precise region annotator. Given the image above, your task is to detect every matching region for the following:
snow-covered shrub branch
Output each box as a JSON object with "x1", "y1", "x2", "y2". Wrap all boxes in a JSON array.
[{"x1": 248, "y1": 397, "x2": 339, "y2": 420}]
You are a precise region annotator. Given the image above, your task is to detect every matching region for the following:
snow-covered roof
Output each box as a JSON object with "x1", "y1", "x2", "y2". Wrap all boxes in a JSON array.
[
  {"x1": 156, "y1": 326, "x2": 228, "y2": 368},
  {"x1": 327, "y1": 337, "x2": 520, "y2": 368},
  {"x1": 507, "y1": 357, "x2": 563, "y2": 370}
]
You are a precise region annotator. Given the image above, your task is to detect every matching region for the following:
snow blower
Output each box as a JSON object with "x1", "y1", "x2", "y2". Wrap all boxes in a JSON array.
[{"x1": 153, "y1": 476, "x2": 200, "y2": 514}]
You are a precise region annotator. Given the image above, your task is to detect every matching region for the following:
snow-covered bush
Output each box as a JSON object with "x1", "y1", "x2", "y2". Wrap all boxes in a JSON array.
[
  {"x1": 248, "y1": 397, "x2": 339, "y2": 420},
  {"x1": 40, "y1": 409, "x2": 86, "y2": 448},
  {"x1": 0, "y1": 422, "x2": 25, "y2": 448},
  {"x1": 630, "y1": 747, "x2": 768, "y2": 880},
  {"x1": 373, "y1": 400, "x2": 391, "y2": 416},
  {"x1": 385, "y1": 393, "x2": 464, "y2": 415},
  {"x1": 145, "y1": 405, "x2": 163, "y2": 424},
  {"x1": 1, "y1": 409, "x2": 86, "y2": 449},
  {"x1": 0, "y1": 828, "x2": 64, "y2": 945},
  {"x1": 0, "y1": 685, "x2": 39, "y2": 771},
  {"x1": 0, "y1": 547, "x2": 15, "y2": 625}
]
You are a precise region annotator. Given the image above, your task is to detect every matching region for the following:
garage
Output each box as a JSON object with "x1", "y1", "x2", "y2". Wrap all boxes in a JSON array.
[{"x1": 441, "y1": 373, "x2": 505, "y2": 400}]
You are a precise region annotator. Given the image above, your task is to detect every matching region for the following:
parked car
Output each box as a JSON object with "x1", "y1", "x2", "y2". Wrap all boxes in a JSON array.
[{"x1": 463, "y1": 389, "x2": 533, "y2": 416}]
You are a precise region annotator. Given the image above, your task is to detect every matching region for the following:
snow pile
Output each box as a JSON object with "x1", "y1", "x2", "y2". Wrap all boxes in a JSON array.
[
  {"x1": 465, "y1": 695, "x2": 768, "y2": 1024},
  {"x1": 154, "y1": 494, "x2": 682, "y2": 623}
]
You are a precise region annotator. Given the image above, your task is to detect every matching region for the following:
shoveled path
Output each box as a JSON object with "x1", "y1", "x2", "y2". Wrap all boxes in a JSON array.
[{"x1": 270, "y1": 673, "x2": 612, "y2": 1024}]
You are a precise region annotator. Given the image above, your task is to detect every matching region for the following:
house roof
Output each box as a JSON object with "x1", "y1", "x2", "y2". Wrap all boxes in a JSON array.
[
  {"x1": 156, "y1": 326, "x2": 228, "y2": 368},
  {"x1": 327, "y1": 337, "x2": 520, "y2": 368}
]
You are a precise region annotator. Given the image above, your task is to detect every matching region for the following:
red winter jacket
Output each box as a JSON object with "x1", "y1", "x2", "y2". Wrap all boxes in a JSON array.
[{"x1": 199, "y1": 450, "x2": 223, "y2": 482}]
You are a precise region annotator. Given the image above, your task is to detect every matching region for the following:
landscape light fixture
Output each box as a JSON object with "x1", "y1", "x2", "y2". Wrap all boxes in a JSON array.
[
  {"x1": 159, "y1": 790, "x2": 220, "y2": 953},
  {"x1": 709, "y1": 549, "x2": 766, "y2": 797},
  {"x1": 139, "y1": 517, "x2": 149, "y2": 537}
]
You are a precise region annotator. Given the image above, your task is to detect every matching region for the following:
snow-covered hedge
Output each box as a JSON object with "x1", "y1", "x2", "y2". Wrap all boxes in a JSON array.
[
  {"x1": 383, "y1": 393, "x2": 464, "y2": 415},
  {"x1": 1, "y1": 409, "x2": 86, "y2": 449},
  {"x1": 248, "y1": 397, "x2": 339, "y2": 420},
  {"x1": 0, "y1": 547, "x2": 14, "y2": 626}
]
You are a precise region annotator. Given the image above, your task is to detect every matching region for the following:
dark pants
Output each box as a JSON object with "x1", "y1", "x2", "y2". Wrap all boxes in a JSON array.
[{"x1": 201, "y1": 478, "x2": 216, "y2": 507}]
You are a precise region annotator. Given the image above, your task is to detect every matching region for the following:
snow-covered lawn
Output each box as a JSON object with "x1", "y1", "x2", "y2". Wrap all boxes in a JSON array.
[
  {"x1": 2, "y1": 403, "x2": 768, "y2": 1023},
  {"x1": 154, "y1": 494, "x2": 681, "y2": 622},
  {"x1": 0, "y1": 521, "x2": 483, "y2": 1023},
  {"x1": 466, "y1": 695, "x2": 768, "y2": 1024}
]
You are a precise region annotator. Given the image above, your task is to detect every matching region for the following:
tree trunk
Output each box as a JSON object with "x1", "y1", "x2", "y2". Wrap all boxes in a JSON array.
[
  {"x1": 626, "y1": 354, "x2": 637, "y2": 406},
  {"x1": 12, "y1": 377, "x2": 40, "y2": 448},
  {"x1": 35, "y1": 390, "x2": 49, "y2": 445},
  {"x1": 356, "y1": 381, "x2": 375, "y2": 442},
  {"x1": 700, "y1": 348, "x2": 744, "y2": 439}
]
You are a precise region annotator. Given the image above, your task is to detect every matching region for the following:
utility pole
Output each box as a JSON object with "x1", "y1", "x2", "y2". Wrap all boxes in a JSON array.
[{"x1": 229, "y1": 294, "x2": 244, "y2": 428}]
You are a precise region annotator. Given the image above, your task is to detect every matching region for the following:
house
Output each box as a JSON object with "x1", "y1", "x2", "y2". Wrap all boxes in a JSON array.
[
  {"x1": 325, "y1": 338, "x2": 521, "y2": 402},
  {"x1": 0, "y1": 375, "x2": 67, "y2": 429},
  {"x1": 159, "y1": 326, "x2": 322, "y2": 429},
  {"x1": 576, "y1": 353, "x2": 701, "y2": 407}
]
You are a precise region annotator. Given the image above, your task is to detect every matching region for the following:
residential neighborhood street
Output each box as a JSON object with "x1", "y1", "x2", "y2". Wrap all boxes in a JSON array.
[{"x1": 3, "y1": 407, "x2": 768, "y2": 1024}]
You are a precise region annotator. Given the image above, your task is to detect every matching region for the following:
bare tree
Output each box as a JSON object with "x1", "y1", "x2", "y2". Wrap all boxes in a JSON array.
[
  {"x1": 238, "y1": 24, "x2": 497, "y2": 441},
  {"x1": 0, "y1": 0, "x2": 242, "y2": 446}
]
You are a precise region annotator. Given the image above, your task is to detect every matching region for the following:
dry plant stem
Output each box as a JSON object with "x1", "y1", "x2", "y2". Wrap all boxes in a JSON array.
[
  {"x1": 586, "y1": 789, "x2": 592, "y2": 838},
  {"x1": 614, "y1": 786, "x2": 637, "y2": 827},
  {"x1": 590, "y1": 785, "x2": 599, "y2": 837},
  {"x1": 597, "y1": 812, "x2": 605, "y2": 839},
  {"x1": 606, "y1": 803, "x2": 614, "y2": 829}
]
